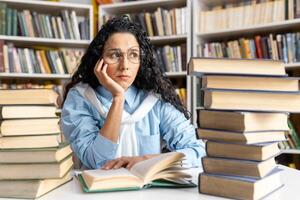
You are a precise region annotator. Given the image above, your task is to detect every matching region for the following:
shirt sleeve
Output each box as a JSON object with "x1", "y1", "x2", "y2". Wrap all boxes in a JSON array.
[
  {"x1": 60, "y1": 88, "x2": 118, "y2": 169},
  {"x1": 159, "y1": 102, "x2": 206, "y2": 167}
]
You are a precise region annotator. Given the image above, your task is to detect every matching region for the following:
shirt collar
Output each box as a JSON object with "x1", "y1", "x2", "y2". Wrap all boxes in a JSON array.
[{"x1": 96, "y1": 85, "x2": 138, "y2": 108}]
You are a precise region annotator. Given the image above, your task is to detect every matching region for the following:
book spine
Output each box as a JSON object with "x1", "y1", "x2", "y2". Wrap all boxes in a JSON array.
[
  {"x1": 198, "y1": 173, "x2": 202, "y2": 193},
  {"x1": 201, "y1": 157, "x2": 206, "y2": 173},
  {"x1": 0, "y1": 106, "x2": 2, "y2": 120}
]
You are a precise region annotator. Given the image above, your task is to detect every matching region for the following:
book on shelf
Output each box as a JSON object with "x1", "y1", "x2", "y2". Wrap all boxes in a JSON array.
[
  {"x1": 199, "y1": 110, "x2": 289, "y2": 132},
  {"x1": 0, "y1": 41, "x2": 84, "y2": 75},
  {"x1": 203, "y1": 89, "x2": 300, "y2": 112},
  {"x1": 198, "y1": 0, "x2": 286, "y2": 33},
  {"x1": 188, "y1": 58, "x2": 286, "y2": 76},
  {"x1": 0, "y1": 155, "x2": 73, "y2": 179},
  {"x1": 0, "y1": 171, "x2": 72, "y2": 199},
  {"x1": 198, "y1": 167, "x2": 283, "y2": 200},
  {"x1": 175, "y1": 88, "x2": 187, "y2": 106},
  {"x1": 0, "y1": 89, "x2": 58, "y2": 105},
  {"x1": 0, "y1": 105, "x2": 58, "y2": 119},
  {"x1": 0, "y1": 40, "x2": 4, "y2": 73},
  {"x1": 285, "y1": 132, "x2": 298, "y2": 149},
  {"x1": 154, "y1": 44, "x2": 186, "y2": 73},
  {"x1": 288, "y1": 119, "x2": 300, "y2": 148},
  {"x1": 198, "y1": 32, "x2": 300, "y2": 64},
  {"x1": 0, "y1": 143, "x2": 72, "y2": 163},
  {"x1": 0, "y1": 134, "x2": 61, "y2": 149},
  {"x1": 197, "y1": 128, "x2": 286, "y2": 144},
  {"x1": 0, "y1": 2, "x2": 89, "y2": 40},
  {"x1": 206, "y1": 141, "x2": 280, "y2": 161},
  {"x1": 0, "y1": 118, "x2": 60, "y2": 136},
  {"x1": 202, "y1": 156, "x2": 277, "y2": 178},
  {"x1": 202, "y1": 75, "x2": 300, "y2": 92},
  {"x1": 100, "y1": 6, "x2": 187, "y2": 37},
  {"x1": 78, "y1": 152, "x2": 195, "y2": 193}
]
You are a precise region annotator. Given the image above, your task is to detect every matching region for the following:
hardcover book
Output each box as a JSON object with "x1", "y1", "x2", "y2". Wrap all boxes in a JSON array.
[{"x1": 78, "y1": 152, "x2": 196, "y2": 193}]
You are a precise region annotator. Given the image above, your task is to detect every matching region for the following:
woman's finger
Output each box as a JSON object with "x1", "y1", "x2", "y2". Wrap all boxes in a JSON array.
[
  {"x1": 125, "y1": 161, "x2": 136, "y2": 169},
  {"x1": 101, "y1": 159, "x2": 118, "y2": 170},
  {"x1": 101, "y1": 63, "x2": 108, "y2": 73},
  {"x1": 94, "y1": 59, "x2": 103, "y2": 73},
  {"x1": 113, "y1": 160, "x2": 127, "y2": 169}
]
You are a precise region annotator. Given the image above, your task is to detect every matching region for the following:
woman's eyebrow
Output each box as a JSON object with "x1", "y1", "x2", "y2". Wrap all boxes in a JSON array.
[
  {"x1": 104, "y1": 48, "x2": 121, "y2": 52},
  {"x1": 104, "y1": 46, "x2": 140, "y2": 52}
]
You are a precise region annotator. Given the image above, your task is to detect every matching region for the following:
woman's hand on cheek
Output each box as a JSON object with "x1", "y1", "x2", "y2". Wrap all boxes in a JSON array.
[
  {"x1": 101, "y1": 156, "x2": 148, "y2": 170},
  {"x1": 94, "y1": 59, "x2": 125, "y2": 98}
]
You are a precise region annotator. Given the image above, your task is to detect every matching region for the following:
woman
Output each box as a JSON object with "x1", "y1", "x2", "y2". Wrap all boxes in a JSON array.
[{"x1": 61, "y1": 15, "x2": 205, "y2": 170}]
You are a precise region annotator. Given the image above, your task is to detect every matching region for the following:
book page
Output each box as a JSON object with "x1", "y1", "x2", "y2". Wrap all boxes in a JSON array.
[
  {"x1": 130, "y1": 152, "x2": 184, "y2": 183},
  {"x1": 83, "y1": 168, "x2": 135, "y2": 181},
  {"x1": 82, "y1": 168, "x2": 144, "y2": 190}
]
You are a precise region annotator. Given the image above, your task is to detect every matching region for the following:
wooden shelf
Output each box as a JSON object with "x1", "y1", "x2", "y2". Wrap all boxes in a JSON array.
[
  {"x1": 201, "y1": 0, "x2": 248, "y2": 7},
  {"x1": 281, "y1": 149, "x2": 300, "y2": 154},
  {"x1": 99, "y1": 0, "x2": 186, "y2": 13},
  {"x1": 0, "y1": 73, "x2": 72, "y2": 79},
  {"x1": 0, "y1": 35, "x2": 90, "y2": 48},
  {"x1": 0, "y1": 0, "x2": 92, "y2": 15},
  {"x1": 196, "y1": 19, "x2": 300, "y2": 40},
  {"x1": 165, "y1": 71, "x2": 187, "y2": 77},
  {"x1": 285, "y1": 63, "x2": 300, "y2": 69},
  {"x1": 149, "y1": 35, "x2": 187, "y2": 45}
]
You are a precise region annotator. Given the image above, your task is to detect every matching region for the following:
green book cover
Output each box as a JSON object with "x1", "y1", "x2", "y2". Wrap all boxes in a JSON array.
[
  {"x1": 288, "y1": 120, "x2": 300, "y2": 148},
  {"x1": 5, "y1": 8, "x2": 11, "y2": 35},
  {"x1": 12, "y1": 9, "x2": 17, "y2": 36},
  {"x1": 0, "y1": 3, "x2": 7, "y2": 35}
]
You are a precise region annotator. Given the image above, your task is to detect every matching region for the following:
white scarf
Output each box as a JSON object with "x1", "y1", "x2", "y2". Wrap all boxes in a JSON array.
[{"x1": 75, "y1": 83, "x2": 159, "y2": 158}]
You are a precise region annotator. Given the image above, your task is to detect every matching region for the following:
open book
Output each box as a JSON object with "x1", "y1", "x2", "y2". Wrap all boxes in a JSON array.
[{"x1": 78, "y1": 152, "x2": 196, "y2": 192}]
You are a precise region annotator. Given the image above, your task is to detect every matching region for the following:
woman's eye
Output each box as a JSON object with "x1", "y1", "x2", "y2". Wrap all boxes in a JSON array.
[
  {"x1": 110, "y1": 52, "x2": 120, "y2": 59},
  {"x1": 129, "y1": 52, "x2": 139, "y2": 58}
]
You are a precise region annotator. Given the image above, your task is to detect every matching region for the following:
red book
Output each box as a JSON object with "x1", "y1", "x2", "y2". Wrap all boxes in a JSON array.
[
  {"x1": 255, "y1": 36, "x2": 263, "y2": 59},
  {"x1": 0, "y1": 40, "x2": 4, "y2": 72}
]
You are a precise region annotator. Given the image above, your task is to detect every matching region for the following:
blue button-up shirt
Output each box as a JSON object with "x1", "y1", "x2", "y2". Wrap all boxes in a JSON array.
[{"x1": 61, "y1": 85, "x2": 206, "y2": 169}]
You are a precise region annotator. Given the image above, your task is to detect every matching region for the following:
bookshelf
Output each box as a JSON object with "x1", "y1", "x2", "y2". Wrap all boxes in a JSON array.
[
  {"x1": 191, "y1": 0, "x2": 300, "y2": 124},
  {"x1": 98, "y1": 0, "x2": 192, "y2": 111},
  {"x1": 0, "y1": 0, "x2": 93, "y2": 89},
  {"x1": 191, "y1": 0, "x2": 300, "y2": 168}
]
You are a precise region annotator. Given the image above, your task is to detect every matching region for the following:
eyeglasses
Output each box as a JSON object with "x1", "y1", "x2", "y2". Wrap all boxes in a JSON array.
[{"x1": 103, "y1": 47, "x2": 142, "y2": 64}]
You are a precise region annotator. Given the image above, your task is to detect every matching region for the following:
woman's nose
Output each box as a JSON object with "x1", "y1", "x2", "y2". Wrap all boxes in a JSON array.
[{"x1": 119, "y1": 56, "x2": 129, "y2": 70}]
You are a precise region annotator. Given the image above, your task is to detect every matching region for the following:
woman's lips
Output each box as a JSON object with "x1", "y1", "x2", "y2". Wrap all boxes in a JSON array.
[{"x1": 118, "y1": 75, "x2": 130, "y2": 80}]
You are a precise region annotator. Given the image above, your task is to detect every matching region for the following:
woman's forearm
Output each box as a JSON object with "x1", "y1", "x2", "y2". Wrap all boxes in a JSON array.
[{"x1": 99, "y1": 95, "x2": 125, "y2": 143}]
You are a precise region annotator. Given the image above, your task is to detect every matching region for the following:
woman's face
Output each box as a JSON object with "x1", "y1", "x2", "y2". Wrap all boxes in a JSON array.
[{"x1": 102, "y1": 32, "x2": 141, "y2": 90}]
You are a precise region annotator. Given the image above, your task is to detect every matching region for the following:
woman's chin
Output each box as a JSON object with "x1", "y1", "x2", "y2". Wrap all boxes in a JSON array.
[{"x1": 117, "y1": 82, "x2": 130, "y2": 91}]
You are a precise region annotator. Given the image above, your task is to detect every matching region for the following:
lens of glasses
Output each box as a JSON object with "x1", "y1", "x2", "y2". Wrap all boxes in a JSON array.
[{"x1": 103, "y1": 47, "x2": 142, "y2": 64}]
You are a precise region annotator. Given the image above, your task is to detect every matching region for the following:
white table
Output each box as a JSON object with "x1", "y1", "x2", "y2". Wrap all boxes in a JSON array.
[{"x1": 1, "y1": 165, "x2": 299, "y2": 200}]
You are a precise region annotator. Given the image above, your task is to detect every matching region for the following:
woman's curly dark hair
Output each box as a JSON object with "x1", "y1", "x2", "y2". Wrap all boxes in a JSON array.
[{"x1": 62, "y1": 15, "x2": 190, "y2": 119}]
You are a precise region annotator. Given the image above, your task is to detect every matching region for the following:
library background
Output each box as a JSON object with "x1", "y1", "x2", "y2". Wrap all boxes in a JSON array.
[{"x1": 1, "y1": 0, "x2": 300, "y2": 198}]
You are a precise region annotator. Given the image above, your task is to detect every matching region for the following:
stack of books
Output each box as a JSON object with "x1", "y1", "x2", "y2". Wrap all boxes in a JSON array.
[
  {"x1": 0, "y1": 89, "x2": 73, "y2": 198},
  {"x1": 188, "y1": 58, "x2": 300, "y2": 200}
]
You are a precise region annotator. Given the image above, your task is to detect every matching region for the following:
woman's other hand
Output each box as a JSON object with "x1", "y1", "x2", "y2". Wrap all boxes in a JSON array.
[{"x1": 101, "y1": 154, "x2": 159, "y2": 170}]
